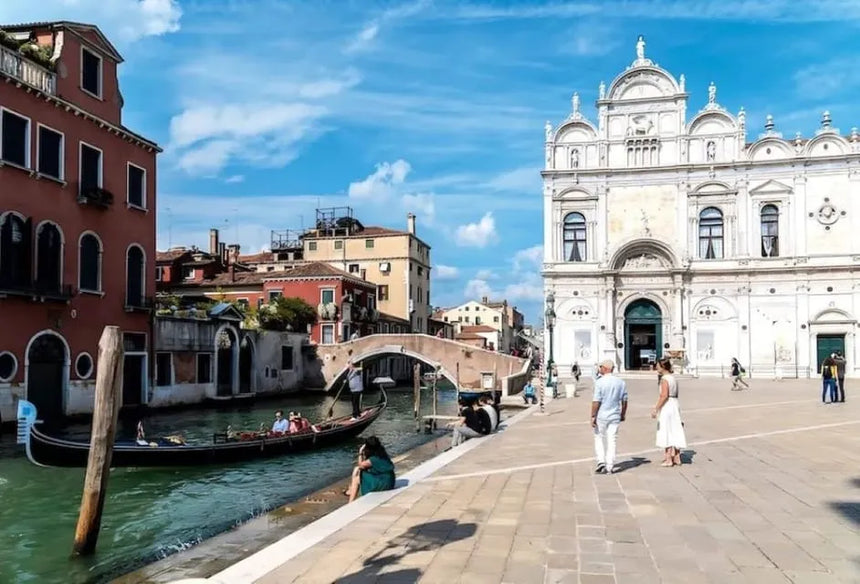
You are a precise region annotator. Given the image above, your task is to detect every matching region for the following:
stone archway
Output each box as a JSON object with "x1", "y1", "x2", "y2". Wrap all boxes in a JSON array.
[
  {"x1": 239, "y1": 336, "x2": 254, "y2": 394},
  {"x1": 624, "y1": 299, "x2": 662, "y2": 370},
  {"x1": 215, "y1": 327, "x2": 239, "y2": 396},
  {"x1": 26, "y1": 331, "x2": 68, "y2": 424}
]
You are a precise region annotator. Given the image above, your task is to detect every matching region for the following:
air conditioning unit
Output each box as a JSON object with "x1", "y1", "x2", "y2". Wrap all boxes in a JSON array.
[{"x1": 379, "y1": 262, "x2": 390, "y2": 272}]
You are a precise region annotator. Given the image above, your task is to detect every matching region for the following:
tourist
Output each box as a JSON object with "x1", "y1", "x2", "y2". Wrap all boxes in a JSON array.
[
  {"x1": 271, "y1": 410, "x2": 288, "y2": 433},
  {"x1": 821, "y1": 356, "x2": 838, "y2": 404},
  {"x1": 572, "y1": 362, "x2": 581, "y2": 383},
  {"x1": 345, "y1": 436, "x2": 396, "y2": 503},
  {"x1": 347, "y1": 361, "x2": 364, "y2": 420},
  {"x1": 298, "y1": 413, "x2": 311, "y2": 431},
  {"x1": 448, "y1": 398, "x2": 485, "y2": 447},
  {"x1": 477, "y1": 395, "x2": 498, "y2": 433},
  {"x1": 288, "y1": 411, "x2": 301, "y2": 433},
  {"x1": 522, "y1": 380, "x2": 537, "y2": 405},
  {"x1": 833, "y1": 351, "x2": 846, "y2": 402},
  {"x1": 730, "y1": 358, "x2": 749, "y2": 390},
  {"x1": 652, "y1": 358, "x2": 687, "y2": 467},
  {"x1": 591, "y1": 360, "x2": 627, "y2": 475}
]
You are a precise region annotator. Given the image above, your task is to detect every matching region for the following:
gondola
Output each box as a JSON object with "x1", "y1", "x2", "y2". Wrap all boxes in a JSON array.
[{"x1": 18, "y1": 390, "x2": 387, "y2": 468}]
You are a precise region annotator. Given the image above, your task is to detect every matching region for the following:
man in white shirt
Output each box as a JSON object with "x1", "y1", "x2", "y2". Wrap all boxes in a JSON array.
[
  {"x1": 590, "y1": 360, "x2": 628, "y2": 474},
  {"x1": 271, "y1": 410, "x2": 288, "y2": 433}
]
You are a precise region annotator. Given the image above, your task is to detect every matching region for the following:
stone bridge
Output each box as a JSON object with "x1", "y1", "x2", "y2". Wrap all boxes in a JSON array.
[{"x1": 314, "y1": 334, "x2": 530, "y2": 393}]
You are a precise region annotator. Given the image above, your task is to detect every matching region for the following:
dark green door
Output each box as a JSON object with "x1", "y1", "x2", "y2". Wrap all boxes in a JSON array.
[
  {"x1": 624, "y1": 299, "x2": 662, "y2": 370},
  {"x1": 816, "y1": 335, "x2": 845, "y2": 371}
]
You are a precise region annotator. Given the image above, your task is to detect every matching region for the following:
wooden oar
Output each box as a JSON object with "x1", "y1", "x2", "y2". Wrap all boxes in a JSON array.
[{"x1": 326, "y1": 378, "x2": 349, "y2": 419}]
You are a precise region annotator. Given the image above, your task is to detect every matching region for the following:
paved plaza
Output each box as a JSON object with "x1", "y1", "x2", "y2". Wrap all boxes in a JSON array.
[{"x1": 236, "y1": 377, "x2": 859, "y2": 584}]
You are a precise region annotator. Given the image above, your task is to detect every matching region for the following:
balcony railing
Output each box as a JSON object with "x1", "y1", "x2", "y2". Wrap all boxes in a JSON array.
[
  {"x1": 0, "y1": 44, "x2": 56, "y2": 95},
  {"x1": 78, "y1": 186, "x2": 114, "y2": 209},
  {"x1": 125, "y1": 295, "x2": 154, "y2": 313},
  {"x1": 0, "y1": 280, "x2": 74, "y2": 302}
]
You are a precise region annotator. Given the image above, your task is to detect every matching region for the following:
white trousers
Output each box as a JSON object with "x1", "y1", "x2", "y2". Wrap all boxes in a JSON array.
[{"x1": 593, "y1": 420, "x2": 619, "y2": 470}]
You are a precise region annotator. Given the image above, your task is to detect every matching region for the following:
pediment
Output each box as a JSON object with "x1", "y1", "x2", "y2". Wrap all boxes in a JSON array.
[
  {"x1": 749, "y1": 179, "x2": 793, "y2": 195},
  {"x1": 692, "y1": 181, "x2": 733, "y2": 195}
]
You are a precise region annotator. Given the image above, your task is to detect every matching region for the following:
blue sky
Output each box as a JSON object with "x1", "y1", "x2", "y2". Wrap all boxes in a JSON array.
[{"x1": 3, "y1": 1, "x2": 860, "y2": 322}]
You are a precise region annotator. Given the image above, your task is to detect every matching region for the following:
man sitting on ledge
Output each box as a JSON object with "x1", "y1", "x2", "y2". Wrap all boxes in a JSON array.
[{"x1": 448, "y1": 398, "x2": 489, "y2": 447}]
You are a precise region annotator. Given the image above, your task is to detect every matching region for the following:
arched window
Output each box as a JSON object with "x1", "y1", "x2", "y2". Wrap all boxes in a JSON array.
[
  {"x1": 698, "y1": 207, "x2": 724, "y2": 259},
  {"x1": 126, "y1": 245, "x2": 145, "y2": 307},
  {"x1": 563, "y1": 212, "x2": 587, "y2": 262},
  {"x1": 0, "y1": 213, "x2": 31, "y2": 289},
  {"x1": 760, "y1": 204, "x2": 779, "y2": 257},
  {"x1": 35, "y1": 223, "x2": 63, "y2": 293},
  {"x1": 79, "y1": 233, "x2": 102, "y2": 292}
]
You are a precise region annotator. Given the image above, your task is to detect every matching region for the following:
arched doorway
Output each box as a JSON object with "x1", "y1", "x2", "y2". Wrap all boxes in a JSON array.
[
  {"x1": 624, "y1": 299, "x2": 662, "y2": 370},
  {"x1": 239, "y1": 336, "x2": 253, "y2": 394},
  {"x1": 216, "y1": 328, "x2": 237, "y2": 396},
  {"x1": 27, "y1": 333, "x2": 67, "y2": 423}
]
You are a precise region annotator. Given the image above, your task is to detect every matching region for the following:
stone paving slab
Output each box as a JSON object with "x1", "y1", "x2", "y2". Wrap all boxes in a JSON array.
[{"x1": 244, "y1": 378, "x2": 859, "y2": 584}]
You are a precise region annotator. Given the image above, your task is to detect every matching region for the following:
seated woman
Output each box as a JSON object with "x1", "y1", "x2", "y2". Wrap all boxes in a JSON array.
[
  {"x1": 345, "y1": 436, "x2": 396, "y2": 503},
  {"x1": 288, "y1": 412, "x2": 301, "y2": 434}
]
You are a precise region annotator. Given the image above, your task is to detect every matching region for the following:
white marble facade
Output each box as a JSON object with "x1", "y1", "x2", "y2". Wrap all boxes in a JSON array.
[{"x1": 542, "y1": 36, "x2": 860, "y2": 379}]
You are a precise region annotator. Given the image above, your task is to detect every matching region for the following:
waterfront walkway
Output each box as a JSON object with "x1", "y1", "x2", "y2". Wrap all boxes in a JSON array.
[{"x1": 212, "y1": 377, "x2": 860, "y2": 584}]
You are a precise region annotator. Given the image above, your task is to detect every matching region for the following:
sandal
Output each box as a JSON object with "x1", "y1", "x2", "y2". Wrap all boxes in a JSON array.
[{"x1": 660, "y1": 461, "x2": 674, "y2": 467}]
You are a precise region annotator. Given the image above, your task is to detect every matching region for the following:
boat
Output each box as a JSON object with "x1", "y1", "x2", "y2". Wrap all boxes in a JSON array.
[
  {"x1": 371, "y1": 376, "x2": 396, "y2": 389},
  {"x1": 17, "y1": 390, "x2": 387, "y2": 468},
  {"x1": 457, "y1": 389, "x2": 498, "y2": 402}
]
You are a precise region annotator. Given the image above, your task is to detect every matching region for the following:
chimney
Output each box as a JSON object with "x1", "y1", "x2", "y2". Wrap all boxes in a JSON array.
[
  {"x1": 228, "y1": 264, "x2": 235, "y2": 282},
  {"x1": 482, "y1": 296, "x2": 488, "y2": 304},
  {"x1": 407, "y1": 213, "x2": 416, "y2": 235},
  {"x1": 219, "y1": 242, "x2": 227, "y2": 265},
  {"x1": 209, "y1": 228, "x2": 219, "y2": 255}
]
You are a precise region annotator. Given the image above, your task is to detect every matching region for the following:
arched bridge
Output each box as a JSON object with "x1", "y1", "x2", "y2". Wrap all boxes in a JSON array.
[{"x1": 315, "y1": 334, "x2": 530, "y2": 393}]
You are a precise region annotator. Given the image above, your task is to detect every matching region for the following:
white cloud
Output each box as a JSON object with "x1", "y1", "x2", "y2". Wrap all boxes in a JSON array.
[
  {"x1": 434, "y1": 265, "x2": 460, "y2": 280},
  {"x1": 455, "y1": 212, "x2": 498, "y2": 247},
  {"x1": 225, "y1": 175, "x2": 245, "y2": 184},
  {"x1": 465, "y1": 278, "x2": 494, "y2": 299},
  {"x1": 0, "y1": 0, "x2": 182, "y2": 43},
  {"x1": 401, "y1": 192, "x2": 435, "y2": 221},
  {"x1": 345, "y1": 22, "x2": 380, "y2": 53},
  {"x1": 559, "y1": 22, "x2": 619, "y2": 57},
  {"x1": 793, "y1": 57, "x2": 858, "y2": 100},
  {"x1": 513, "y1": 245, "x2": 543, "y2": 270},
  {"x1": 475, "y1": 268, "x2": 497, "y2": 280},
  {"x1": 169, "y1": 103, "x2": 327, "y2": 175},
  {"x1": 486, "y1": 166, "x2": 542, "y2": 193},
  {"x1": 348, "y1": 160, "x2": 412, "y2": 200}
]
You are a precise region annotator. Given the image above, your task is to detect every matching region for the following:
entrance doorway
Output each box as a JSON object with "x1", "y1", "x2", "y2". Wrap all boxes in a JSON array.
[
  {"x1": 239, "y1": 337, "x2": 253, "y2": 394},
  {"x1": 624, "y1": 299, "x2": 662, "y2": 370},
  {"x1": 27, "y1": 333, "x2": 67, "y2": 424},
  {"x1": 216, "y1": 328, "x2": 237, "y2": 396},
  {"x1": 816, "y1": 334, "x2": 845, "y2": 371},
  {"x1": 122, "y1": 354, "x2": 145, "y2": 406}
]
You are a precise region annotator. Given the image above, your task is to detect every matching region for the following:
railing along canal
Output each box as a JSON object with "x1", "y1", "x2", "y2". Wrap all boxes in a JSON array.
[{"x1": 0, "y1": 44, "x2": 56, "y2": 95}]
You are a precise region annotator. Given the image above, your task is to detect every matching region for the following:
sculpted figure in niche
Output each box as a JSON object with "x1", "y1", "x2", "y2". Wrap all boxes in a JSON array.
[
  {"x1": 636, "y1": 35, "x2": 645, "y2": 61},
  {"x1": 571, "y1": 148, "x2": 580, "y2": 169},
  {"x1": 628, "y1": 115, "x2": 654, "y2": 136},
  {"x1": 706, "y1": 141, "x2": 716, "y2": 161}
]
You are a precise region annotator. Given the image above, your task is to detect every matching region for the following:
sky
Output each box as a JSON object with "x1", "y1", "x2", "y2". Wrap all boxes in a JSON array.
[{"x1": 3, "y1": 0, "x2": 860, "y2": 322}]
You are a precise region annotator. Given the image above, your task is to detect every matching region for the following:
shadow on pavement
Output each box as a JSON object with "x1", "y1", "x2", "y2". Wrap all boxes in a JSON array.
[
  {"x1": 337, "y1": 519, "x2": 477, "y2": 583},
  {"x1": 614, "y1": 457, "x2": 651, "y2": 473}
]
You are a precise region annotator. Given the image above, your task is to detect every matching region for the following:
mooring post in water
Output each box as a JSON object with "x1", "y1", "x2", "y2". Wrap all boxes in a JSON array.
[
  {"x1": 413, "y1": 362, "x2": 421, "y2": 432},
  {"x1": 73, "y1": 326, "x2": 123, "y2": 556},
  {"x1": 455, "y1": 362, "x2": 460, "y2": 406}
]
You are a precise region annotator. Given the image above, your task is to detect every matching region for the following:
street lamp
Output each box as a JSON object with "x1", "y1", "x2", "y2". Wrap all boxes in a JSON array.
[{"x1": 545, "y1": 291, "x2": 557, "y2": 401}]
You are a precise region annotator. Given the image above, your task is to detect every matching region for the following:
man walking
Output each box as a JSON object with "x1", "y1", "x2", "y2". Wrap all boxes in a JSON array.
[
  {"x1": 591, "y1": 360, "x2": 628, "y2": 474},
  {"x1": 833, "y1": 351, "x2": 846, "y2": 402},
  {"x1": 347, "y1": 361, "x2": 364, "y2": 420}
]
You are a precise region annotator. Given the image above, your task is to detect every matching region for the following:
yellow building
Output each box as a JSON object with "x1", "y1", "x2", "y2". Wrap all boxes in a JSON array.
[{"x1": 440, "y1": 299, "x2": 513, "y2": 352}]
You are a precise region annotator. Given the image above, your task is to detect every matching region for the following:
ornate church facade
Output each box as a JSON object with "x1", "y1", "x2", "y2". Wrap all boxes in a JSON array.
[{"x1": 542, "y1": 36, "x2": 860, "y2": 379}]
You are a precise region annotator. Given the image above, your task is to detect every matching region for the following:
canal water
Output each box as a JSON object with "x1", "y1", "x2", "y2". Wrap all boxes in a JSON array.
[{"x1": 0, "y1": 386, "x2": 457, "y2": 584}]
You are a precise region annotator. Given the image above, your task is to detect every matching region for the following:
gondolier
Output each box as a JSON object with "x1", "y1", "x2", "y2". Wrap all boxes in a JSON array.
[{"x1": 347, "y1": 361, "x2": 364, "y2": 420}]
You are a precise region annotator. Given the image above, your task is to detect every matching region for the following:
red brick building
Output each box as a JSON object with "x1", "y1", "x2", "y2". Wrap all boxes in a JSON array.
[
  {"x1": 0, "y1": 22, "x2": 159, "y2": 424},
  {"x1": 160, "y1": 261, "x2": 379, "y2": 345}
]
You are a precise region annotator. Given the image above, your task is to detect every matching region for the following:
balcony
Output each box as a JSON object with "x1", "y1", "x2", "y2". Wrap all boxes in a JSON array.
[
  {"x1": 78, "y1": 186, "x2": 114, "y2": 209},
  {"x1": 0, "y1": 280, "x2": 74, "y2": 303},
  {"x1": 0, "y1": 43, "x2": 56, "y2": 95},
  {"x1": 125, "y1": 295, "x2": 154, "y2": 313}
]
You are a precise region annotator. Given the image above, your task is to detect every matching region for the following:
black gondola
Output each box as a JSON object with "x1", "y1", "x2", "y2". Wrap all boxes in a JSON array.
[{"x1": 20, "y1": 391, "x2": 387, "y2": 468}]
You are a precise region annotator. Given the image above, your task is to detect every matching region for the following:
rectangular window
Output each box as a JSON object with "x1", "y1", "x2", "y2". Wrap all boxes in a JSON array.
[
  {"x1": 320, "y1": 288, "x2": 335, "y2": 304},
  {"x1": 81, "y1": 47, "x2": 102, "y2": 97},
  {"x1": 196, "y1": 353, "x2": 212, "y2": 383},
  {"x1": 475, "y1": 317, "x2": 482, "y2": 325},
  {"x1": 334, "y1": 240, "x2": 343, "y2": 249},
  {"x1": 321, "y1": 324, "x2": 335, "y2": 344},
  {"x1": 268, "y1": 290, "x2": 282, "y2": 301},
  {"x1": 418, "y1": 287, "x2": 423, "y2": 303},
  {"x1": 368, "y1": 294, "x2": 376, "y2": 311},
  {"x1": 378, "y1": 285, "x2": 389, "y2": 301},
  {"x1": 349, "y1": 263, "x2": 360, "y2": 273},
  {"x1": 409, "y1": 285, "x2": 413, "y2": 300},
  {"x1": 308, "y1": 241, "x2": 317, "y2": 251},
  {"x1": 1, "y1": 109, "x2": 30, "y2": 167},
  {"x1": 494, "y1": 316, "x2": 500, "y2": 323},
  {"x1": 128, "y1": 164, "x2": 146, "y2": 208},
  {"x1": 183, "y1": 266, "x2": 195, "y2": 280},
  {"x1": 365, "y1": 239, "x2": 374, "y2": 249},
  {"x1": 155, "y1": 266, "x2": 163, "y2": 281},
  {"x1": 237, "y1": 298, "x2": 249, "y2": 310},
  {"x1": 155, "y1": 353, "x2": 172, "y2": 387},
  {"x1": 123, "y1": 332, "x2": 147, "y2": 352},
  {"x1": 280, "y1": 346, "x2": 294, "y2": 370},
  {"x1": 37, "y1": 125, "x2": 63, "y2": 180},
  {"x1": 79, "y1": 143, "x2": 102, "y2": 193},
  {"x1": 417, "y1": 266, "x2": 423, "y2": 276}
]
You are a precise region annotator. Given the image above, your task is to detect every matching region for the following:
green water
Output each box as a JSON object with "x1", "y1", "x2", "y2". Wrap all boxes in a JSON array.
[{"x1": 0, "y1": 387, "x2": 456, "y2": 584}]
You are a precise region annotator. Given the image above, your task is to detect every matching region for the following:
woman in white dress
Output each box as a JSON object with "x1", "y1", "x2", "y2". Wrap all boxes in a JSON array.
[{"x1": 651, "y1": 358, "x2": 687, "y2": 467}]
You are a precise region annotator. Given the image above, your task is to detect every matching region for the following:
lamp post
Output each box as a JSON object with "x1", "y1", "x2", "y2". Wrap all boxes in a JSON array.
[{"x1": 545, "y1": 291, "x2": 557, "y2": 402}]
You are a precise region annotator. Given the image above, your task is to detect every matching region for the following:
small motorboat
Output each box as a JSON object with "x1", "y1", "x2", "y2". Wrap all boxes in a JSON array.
[
  {"x1": 17, "y1": 390, "x2": 387, "y2": 468},
  {"x1": 372, "y1": 376, "x2": 396, "y2": 389}
]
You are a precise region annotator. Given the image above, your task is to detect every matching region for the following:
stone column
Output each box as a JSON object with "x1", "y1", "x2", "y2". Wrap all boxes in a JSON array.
[
  {"x1": 793, "y1": 174, "x2": 807, "y2": 257},
  {"x1": 737, "y1": 179, "x2": 750, "y2": 256}
]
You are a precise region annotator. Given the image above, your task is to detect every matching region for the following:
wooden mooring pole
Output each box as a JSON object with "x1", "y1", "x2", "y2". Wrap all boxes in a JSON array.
[
  {"x1": 73, "y1": 326, "x2": 124, "y2": 556},
  {"x1": 413, "y1": 362, "x2": 421, "y2": 432}
]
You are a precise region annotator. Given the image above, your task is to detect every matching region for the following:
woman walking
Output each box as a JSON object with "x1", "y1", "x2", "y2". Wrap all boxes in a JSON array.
[
  {"x1": 730, "y1": 358, "x2": 749, "y2": 390},
  {"x1": 652, "y1": 358, "x2": 687, "y2": 467}
]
